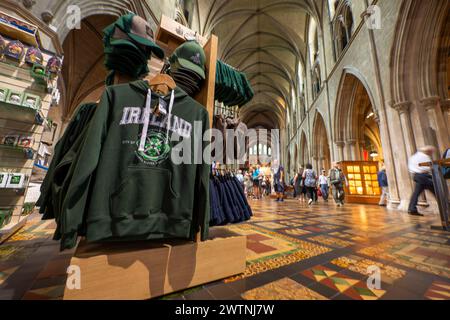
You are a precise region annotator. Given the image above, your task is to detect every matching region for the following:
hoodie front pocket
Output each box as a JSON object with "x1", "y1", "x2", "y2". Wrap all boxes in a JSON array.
[{"x1": 110, "y1": 167, "x2": 176, "y2": 219}]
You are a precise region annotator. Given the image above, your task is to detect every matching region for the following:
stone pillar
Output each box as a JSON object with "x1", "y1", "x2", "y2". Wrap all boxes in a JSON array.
[
  {"x1": 312, "y1": 156, "x2": 319, "y2": 172},
  {"x1": 346, "y1": 140, "x2": 357, "y2": 161},
  {"x1": 358, "y1": 139, "x2": 366, "y2": 160},
  {"x1": 336, "y1": 141, "x2": 345, "y2": 162},
  {"x1": 319, "y1": 157, "x2": 325, "y2": 171},
  {"x1": 442, "y1": 99, "x2": 450, "y2": 138},
  {"x1": 393, "y1": 102, "x2": 416, "y2": 159},
  {"x1": 392, "y1": 101, "x2": 416, "y2": 211},
  {"x1": 422, "y1": 96, "x2": 449, "y2": 154}
]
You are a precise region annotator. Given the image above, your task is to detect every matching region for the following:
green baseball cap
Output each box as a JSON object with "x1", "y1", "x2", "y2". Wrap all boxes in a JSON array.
[
  {"x1": 104, "y1": 13, "x2": 164, "y2": 59},
  {"x1": 171, "y1": 40, "x2": 206, "y2": 79}
]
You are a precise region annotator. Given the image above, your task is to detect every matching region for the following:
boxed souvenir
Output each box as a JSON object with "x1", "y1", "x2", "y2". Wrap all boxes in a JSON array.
[
  {"x1": 3, "y1": 40, "x2": 25, "y2": 61},
  {"x1": 5, "y1": 173, "x2": 26, "y2": 189},
  {"x1": 22, "y1": 93, "x2": 41, "y2": 110},
  {"x1": 25, "y1": 47, "x2": 43, "y2": 65},
  {"x1": 31, "y1": 63, "x2": 48, "y2": 84},
  {"x1": 46, "y1": 55, "x2": 62, "y2": 74},
  {"x1": 6, "y1": 90, "x2": 23, "y2": 105},
  {"x1": 2, "y1": 134, "x2": 19, "y2": 146},
  {"x1": 0, "y1": 87, "x2": 8, "y2": 102},
  {"x1": 0, "y1": 172, "x2": 8, "y2": 188},
  {"x1": 0, "y1": 35, "x2": 6, "y2": 54},
  {"x1": 17, "y1": 136, "x2": 34, "y2": 148}
]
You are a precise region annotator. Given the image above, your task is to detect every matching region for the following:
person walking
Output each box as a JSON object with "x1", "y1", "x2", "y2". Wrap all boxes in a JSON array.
[
  {"x1": 318, "y1": 169, "x2": 329, "y2": 202},
  {"x1": 407, "y1": 146, "x2": 436, "y2": 216},
  {"x1": 245, "y1": 172, "x2": 253, "y2": 199},
  {"x1": 272, "y1": 160, "x2": 285, "y2": 202},
  {"x1": 265, "y1": 176, "x2": 272, "y2": 196},
  {"x1": 252, "y1": 166, "x2": 261, "y2": 200},
  {"x1": 294, "y1": 167, "x2": 304, "y2": 201},
  {"x1": 329, "y1": 162, "x2": 347, "y2": 207},
  {"x1": 377, "y1": 166, "x2": 389, "y2": 207},
  {"x1": 302, "y1": 164, "x2": 317, "y2": 205}
]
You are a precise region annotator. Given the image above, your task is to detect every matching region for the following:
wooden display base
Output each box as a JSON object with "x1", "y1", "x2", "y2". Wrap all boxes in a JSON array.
[
  {"x1": 63, "y1": 228, "x2": 247, "y2": 300},
  {"x1": 0, "y1": 214, "x2": 28, "y2": 244}
]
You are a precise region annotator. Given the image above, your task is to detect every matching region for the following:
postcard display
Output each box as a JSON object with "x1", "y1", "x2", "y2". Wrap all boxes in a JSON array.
[
  {"x1": 0, "y1": 9, "x2": 62, "y2": 241},
  {"x1": 63, "y1": 16, "x2": 247, "y2": 300}
]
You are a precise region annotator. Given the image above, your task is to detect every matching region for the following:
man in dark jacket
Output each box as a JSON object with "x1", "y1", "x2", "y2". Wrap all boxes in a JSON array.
[{"x1": 377, "y1": 166, "x2": 389, "y2": 206}]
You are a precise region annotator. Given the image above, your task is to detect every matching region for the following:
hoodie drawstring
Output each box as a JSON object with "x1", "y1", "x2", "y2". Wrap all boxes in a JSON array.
[
  {"x1": 138, "y1": 89, "x2": 152, "y2": 152},
  {"x1": 166, "y1": 90, "x2": 175, "y2": 144},
  {"x1": 139, "y1": 89, "x2": 175, "y2": 152}
]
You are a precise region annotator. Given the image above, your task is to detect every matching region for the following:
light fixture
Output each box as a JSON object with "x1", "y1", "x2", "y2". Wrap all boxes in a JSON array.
[
  {"x1": 370, "y1": 151, "x2": 379, "y2": 158},
  {"x1": 366, "y1": 112, "x2": 374, "y2": 119}
]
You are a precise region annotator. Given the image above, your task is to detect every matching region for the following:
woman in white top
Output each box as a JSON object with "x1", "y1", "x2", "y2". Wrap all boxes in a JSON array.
[{"x1": 318, "y1": 170, "x2": 329, "y2": 202}]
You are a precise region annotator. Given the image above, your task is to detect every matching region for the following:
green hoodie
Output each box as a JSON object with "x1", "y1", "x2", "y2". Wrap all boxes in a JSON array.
[{"x1": 60, "y1": 80, "x2": 210, "y2": 250}]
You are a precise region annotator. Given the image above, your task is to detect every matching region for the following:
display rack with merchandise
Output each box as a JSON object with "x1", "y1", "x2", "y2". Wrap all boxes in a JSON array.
[
  {"x1": 63, "y1": 15, "x2": 246, "y2": 300},
  {"x1": 340, "y1": 161, "x2": 381, "y2": 204},
  {"x1": 0, "y1": 4, "x2": 63, "y2": 243}
]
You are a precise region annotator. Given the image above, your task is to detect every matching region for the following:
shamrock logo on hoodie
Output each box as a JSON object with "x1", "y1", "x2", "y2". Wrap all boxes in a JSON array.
[{"x1": 136, "y1": 130, "x2": 170, "y2": 164}]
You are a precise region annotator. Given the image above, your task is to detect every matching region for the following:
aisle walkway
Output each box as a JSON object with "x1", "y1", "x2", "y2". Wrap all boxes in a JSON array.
[{"x1": 0, "y1": 199, "x2": 449, "y2": 300}]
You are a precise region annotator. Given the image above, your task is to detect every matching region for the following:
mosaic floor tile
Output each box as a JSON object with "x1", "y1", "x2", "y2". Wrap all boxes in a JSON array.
[
  {"x1": 358, "y1": 237, "x2": 450, "y2": 278},
  {"x1": 330, "y1": 256, "x2": 406, "y2": 285},
  {"x1": 424, "y1": 281, "x2": 450, "y2": 300},
  {"x1": 255, "y1": 222, "x2": 286, "y2": 229},
  {"x1": 309, "y1": 235, "x2": 353, "y2": 248},
  {"x1": 1, "y1": 200, "x2": 449, "y2": 300},
  {"x1": 242, "y1": 277, "x2": 328, "y2": 300},
  {"x1": 283, "y1": 228, "x2": 311, "y2": 236},
  {"x1": 302, "y1": 266, "x2": 386, "y2": 300}
]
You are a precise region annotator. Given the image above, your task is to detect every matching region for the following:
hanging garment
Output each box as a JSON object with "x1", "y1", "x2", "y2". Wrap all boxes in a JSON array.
[
  {"x1": 37, "y1": 102, "x2": 97, "y2": 221},
  {"x1": 57, "y1": 80, "x2": 210, "y2": 250},
  {"x1": 209, "y1": 173, "x2": 252, "y2": 227},
  {"x1": 215, "y1": 60, "x2": 254, "y2": 107}
]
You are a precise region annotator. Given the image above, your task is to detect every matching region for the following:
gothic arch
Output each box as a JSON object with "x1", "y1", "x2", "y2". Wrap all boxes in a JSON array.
[
  {"x1": 300, "y1": 131, "x2": 310, "y2": 166},
  {"x1": 334, "y1": 69, "x2": 382, "y2": 162},
  {"x1": 390, "y1": 0, "x2": 449, "y2": 152},
  {"x1": 312, "y1": 112, "x2": 331, "y2": 171}
]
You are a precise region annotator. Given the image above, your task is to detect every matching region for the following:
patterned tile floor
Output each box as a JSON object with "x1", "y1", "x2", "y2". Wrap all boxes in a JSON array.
[{"x1": 0, "y1": 199, "x2": 449, "y2": 300}]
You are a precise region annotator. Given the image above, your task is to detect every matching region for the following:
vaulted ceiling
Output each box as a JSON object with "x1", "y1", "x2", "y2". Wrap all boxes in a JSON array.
[{"x1": 194, "y1": 0, "x2": 324, "y2": 130}]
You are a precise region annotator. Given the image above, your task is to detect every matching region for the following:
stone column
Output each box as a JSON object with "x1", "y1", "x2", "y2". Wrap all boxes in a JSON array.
[
  {"x1": 312, "y1": 156, "x2": 319, "y2": 172},
  {"x1": 358, "y1": 139, "x2": 366, "y2": 160},
  {"x1": 319, "y1": 157, "x2": 325, "y2": 171},
  {"x1": 442, "y1": 99, "x2": 450, "y2": 138},
  {"x1": 393, "y1": 102, "x2": 416, "y2": 159},
  {"x1": 392, "y1": 101, "x2": 416, "y2": 210},
  {"x1": 422, "y1": 96, "x2": 449, "y2": 153},
  {"x1": 335, "y1": 141, "x2": 345, "y2": 162},
  {"x1": 346, "y1": 140, "x2": 357, "y2": 161}
]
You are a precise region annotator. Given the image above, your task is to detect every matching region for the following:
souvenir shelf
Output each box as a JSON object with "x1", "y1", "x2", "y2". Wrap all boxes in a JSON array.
[
  {"x1": 341, "y1": 161, "x2": 381, "y2": 204},
  {"x1": 0, "y1": 7, "x2": 62, "y2": 243},
  {"x1": 64, "y1": 16, "x2": 246, "y2": 300}
]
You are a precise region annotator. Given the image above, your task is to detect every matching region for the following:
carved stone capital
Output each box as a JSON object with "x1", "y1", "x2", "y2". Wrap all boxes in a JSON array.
[
  {"x1": 441, "y1": 99, "x2": 450, "y2": 111},
  {"x1": 41, "y1": 10, "x2": 54, "y2": 24},
  {"x1": 335, "y1": 141, "x2": 345, "y2": 148},
  {"x1": 392, "y1": 101, "x2": 411, "y2": 114},
  {"x1": 421, "y1": 96, "x2": 440, "y2": 111},
  {"x1": 346, "y1": 139, "x2": 357, "y2": 146},
  {"x1": 22, "y1": 0, "x2": 36, "y2": 9}
]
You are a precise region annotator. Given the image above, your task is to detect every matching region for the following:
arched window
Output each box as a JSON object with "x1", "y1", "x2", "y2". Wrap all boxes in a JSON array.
[
  {"x1": 309, "y1": 18, "x2": 322, "y2": 100},
  {"x1": 332, "y1": 1, "x2": 354, "y2": 59}
]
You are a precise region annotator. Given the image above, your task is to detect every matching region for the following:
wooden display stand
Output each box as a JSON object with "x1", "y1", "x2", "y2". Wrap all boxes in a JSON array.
[
  {"x1": 0, "y1": 8, "x2": 62, "y2": 243},
  {"x1": 64, "y1": 16, "x2": 247, "y2": 300},
  {"x1": 341, "y1": 161, "x2": 381, "y2": 204}
]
